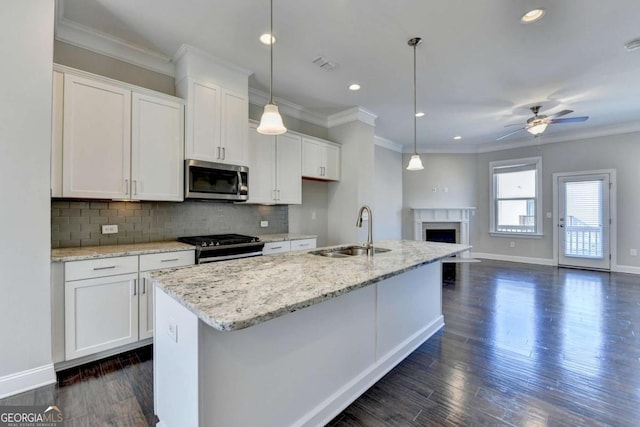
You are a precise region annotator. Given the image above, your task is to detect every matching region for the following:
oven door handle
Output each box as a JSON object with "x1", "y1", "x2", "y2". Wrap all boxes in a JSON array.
[
  {"x1": 238, "y1": 171, "x2": 248, "y2": 196},
  {"x1": 198, "y1": 250, "x2": 263, "y2": 263}
]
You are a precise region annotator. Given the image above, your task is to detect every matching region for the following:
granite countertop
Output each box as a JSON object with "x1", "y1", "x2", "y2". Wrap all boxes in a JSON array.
[
  {"x1": 151, "y1": 240, "x2": 471, "y2": 332},
  {"x1": 51, "y1": 241, "x2": 194, "y2": 262}
]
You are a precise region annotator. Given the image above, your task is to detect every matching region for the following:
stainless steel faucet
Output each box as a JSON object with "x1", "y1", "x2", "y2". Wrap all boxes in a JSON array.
[{"x1": 356, "y1": 205, "x2": 373, "y2": 255}]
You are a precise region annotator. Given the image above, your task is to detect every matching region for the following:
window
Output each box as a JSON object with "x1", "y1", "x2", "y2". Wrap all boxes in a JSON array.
[{"x1": 490, "y1": 157, "x2": 542, "y2": 236}]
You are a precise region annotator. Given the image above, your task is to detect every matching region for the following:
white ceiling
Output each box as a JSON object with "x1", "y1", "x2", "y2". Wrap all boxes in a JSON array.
[{"x1": 56, "y1": 0, "x2": 640, "y2": 152}]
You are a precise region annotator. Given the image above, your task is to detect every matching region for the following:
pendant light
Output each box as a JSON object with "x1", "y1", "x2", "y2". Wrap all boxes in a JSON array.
[
  {"x1": 406, "y1": 37, "x2": 424, "y2": 171},
  {"x1": 257, "y1": 0, "x2": 287, "y2": 135}
]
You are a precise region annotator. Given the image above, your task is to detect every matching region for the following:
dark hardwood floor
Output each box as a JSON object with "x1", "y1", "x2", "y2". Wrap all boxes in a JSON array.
[{"x1": 2, "y1": 260, "x2": 639, "y2": 426}]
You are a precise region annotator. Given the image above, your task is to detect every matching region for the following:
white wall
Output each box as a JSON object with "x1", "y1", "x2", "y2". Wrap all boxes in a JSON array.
[
  {"x1": 288, "y1": 180, "x2": 330, "y2": 247},
  {"x1": 327, "y1": 120, "x2": 375, "y2": 245},
  {"x1": 374, "y1": 145, "x2": 403, "y2": 240},
  {"x1": 473, "y1": 132, "x2": 640, "y2": 270},
  {"x1": 401, "y1": 153, "x2": 477, "y2": 240},
  {"x1": 0, "y1": 1, "x2": 56, "y2": 397}
]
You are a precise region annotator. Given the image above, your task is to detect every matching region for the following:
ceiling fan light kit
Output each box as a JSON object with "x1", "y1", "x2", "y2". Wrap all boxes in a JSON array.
[
  {"x1": 497, "y1": 105, "x2": 589, "y2": 141},
  {"x1": 406, "y1": 37, "x2": 424, "y2": 171},
  {"x1": 258, "y1": 0, "x2": 287, "y2": 136}
]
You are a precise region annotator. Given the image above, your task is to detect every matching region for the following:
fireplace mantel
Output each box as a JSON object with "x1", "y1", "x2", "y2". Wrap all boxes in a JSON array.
[{"x1": 412, "y1": 207, "x2": 475, "y2": 258}]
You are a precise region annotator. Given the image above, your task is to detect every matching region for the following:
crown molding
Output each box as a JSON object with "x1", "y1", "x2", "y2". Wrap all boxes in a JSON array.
[
  {"x1": 248, "y1": 88, "x2": 328, "y2": 127},
  {"x1": 54, "y1": 13, "x2": 175, "y2": 77},
  {"x1": 374, "y1": 136, "x2": 403, "y2": 153},
  {"x1": 327, "y1": 106, "x2": 377, "y2": 128},
  {"x1": 173, "y1": 44, "x2": 252, "y2": 78}
]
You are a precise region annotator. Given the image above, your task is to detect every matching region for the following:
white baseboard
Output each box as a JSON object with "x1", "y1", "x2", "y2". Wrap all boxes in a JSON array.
[
  {"x1": 613, "y1": 264, "x2": 640, "y2": 275},
  {"x1": 471, "y1": 252, "x2": 555, "y2": 266},
  {"x1": 0, "y1": 364, "x2": 56, "y2": 399},
  {"x1": 472, "y1": 252, "x2": 640, "y2": 275}
]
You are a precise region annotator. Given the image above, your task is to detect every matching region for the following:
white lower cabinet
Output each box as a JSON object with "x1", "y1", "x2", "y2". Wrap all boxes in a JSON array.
[
  {"x1": 263, "y1": 238, "x2": 317, "y2": 255},
  {"x1": 59, "y1": 250, "x2": 194, "y2": 362}
]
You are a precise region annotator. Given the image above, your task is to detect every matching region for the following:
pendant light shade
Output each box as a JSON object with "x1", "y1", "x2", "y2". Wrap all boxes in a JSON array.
[
  {"x1": 257, "y1": 103, "x2": 286, "y2": 135},
  {"x1": 407, "y1": 154, "x2": 424, "y2": 171},
  {"x1": 257, "y1": 0, "x2": 286, "y2": 135},
  {"x1": 406, "y1": 37, "x2": 424, "y2": 171}
]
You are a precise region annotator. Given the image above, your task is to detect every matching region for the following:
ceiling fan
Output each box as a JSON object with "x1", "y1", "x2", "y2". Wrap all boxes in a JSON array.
[{"x1": 496, "y1": 106, "x2": 589, "y2": 141}]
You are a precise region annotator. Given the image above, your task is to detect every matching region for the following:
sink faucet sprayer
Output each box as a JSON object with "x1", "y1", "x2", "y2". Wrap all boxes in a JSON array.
[{"x1": 356, "y1": 205, "x2": 373, "y2": 255}]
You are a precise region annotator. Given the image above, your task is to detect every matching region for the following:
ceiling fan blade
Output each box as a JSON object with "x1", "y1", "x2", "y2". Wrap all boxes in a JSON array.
[
  {"x1": 504, "y1": 123, "x2": 526, "y2": 128},
  {"x1": 496, "y1": 127, "x2": 525, "y2": 141},
  {"x1": 547, "y1": 109, "x2": 573, "y2": 119},
  {"x1": 549, "y1": 116, "x2": 589, "y2": 124}
]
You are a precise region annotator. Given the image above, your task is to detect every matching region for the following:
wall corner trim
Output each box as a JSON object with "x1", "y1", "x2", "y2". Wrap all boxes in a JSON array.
[{"x1": 0, "y1": 364, "x2": 56, "y2": 400}]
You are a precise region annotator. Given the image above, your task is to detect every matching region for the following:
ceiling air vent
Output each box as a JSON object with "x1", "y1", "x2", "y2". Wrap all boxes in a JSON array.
[{"x1": 312, "y1": 56, "x2": 338, "y2": 71}]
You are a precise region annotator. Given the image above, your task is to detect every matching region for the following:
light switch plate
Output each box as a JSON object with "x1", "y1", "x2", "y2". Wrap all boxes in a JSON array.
[{"x1": 260, "y1": 220, "x2": 269, "y2": 228}]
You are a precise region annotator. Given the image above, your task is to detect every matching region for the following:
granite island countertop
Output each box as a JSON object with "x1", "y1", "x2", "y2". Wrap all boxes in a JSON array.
[{"x1": 151, "y1": 240, "x2": 471, "y2": 332}]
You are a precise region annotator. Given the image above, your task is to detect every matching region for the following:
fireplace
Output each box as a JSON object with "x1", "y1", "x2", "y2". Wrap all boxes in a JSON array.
[{"x1": 412, "y1": 207, "x2": 475, "y2": 283}]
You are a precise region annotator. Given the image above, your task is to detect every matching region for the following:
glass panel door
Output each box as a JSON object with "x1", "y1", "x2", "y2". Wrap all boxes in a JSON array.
[{"x1": 558, "y1": 174, "x2": 610, "y2": 270}]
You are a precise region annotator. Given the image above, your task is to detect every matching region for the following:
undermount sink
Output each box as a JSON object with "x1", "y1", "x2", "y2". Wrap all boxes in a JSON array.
[{"x1": 312, "y1": 245, "x2": 391, "y2": 258}]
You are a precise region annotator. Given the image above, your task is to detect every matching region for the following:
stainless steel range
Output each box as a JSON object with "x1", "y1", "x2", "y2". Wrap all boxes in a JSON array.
[{"x1": 177, "y1": 234, "x2": 264, "y2": 264}]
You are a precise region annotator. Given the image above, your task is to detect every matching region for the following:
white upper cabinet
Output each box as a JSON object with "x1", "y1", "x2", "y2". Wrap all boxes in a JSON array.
[
  {"x1": 247, "y1": 123, "x2": 301, "y2": 204},
  {"x1": 54, "y1": 65, "x2": 184, "y2": 201},
  {"x1": 175, "y1": 45, "x2": 250, "y2": 166},
  {"x1": 62, "y1": 73, "x2": 132, "y2": 199},
  {"x1": 302, "y1": 137, "x2": 341, "y2": 181},
  {"x1": 131, "y1": 93, "x2": 184, "y2": 201}
]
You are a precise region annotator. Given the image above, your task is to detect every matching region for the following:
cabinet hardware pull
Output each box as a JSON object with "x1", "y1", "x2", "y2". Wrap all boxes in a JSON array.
[
  {"x1": 299, "y1": 244, "x2": 309, "y2": 247},
  {"x1": 222, "y1": 147, "x2": 226, "y2": 160},
  {"x1": 217, "y1": 146, "x2": 221, "y2": 159},
  {"x1": 133, "y1": 180, "x2": 138, "y2": 195},
  {"x1": 124, "y1": 179, "x2": 129, "y2": 195},
  {"x1": 277, "y1": 189, "x2": 280, "y2": 200},
  {"x1": 161, "y1": 258, "x2": 180, "y2": 262},
  {"x1": 133, "y1": 279, "x2": 137, "y2": 296},
  {"x1": 271, "y1": 246, "x2": 282, "y2": 249},
  {"x1": 142, "y1": 277, "x2": 146, "y2": 294},
  {"x1": 93, "y1": 265, "x2": 116, "y2": 270}
]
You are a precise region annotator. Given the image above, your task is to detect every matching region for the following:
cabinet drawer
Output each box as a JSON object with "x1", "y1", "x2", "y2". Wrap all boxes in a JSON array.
[
  {"x1": 263, "y1": 241, "x2": 291, "y2": 255},
  {"x1": 291, "y1": 238, "x2": 317, "y2": 251},
  {"x1": 65, "y1": 256, "x2": 138, "y2": 281},
  {"x1": 139, "y1": 250, "x2": 195, "y2": 271}
]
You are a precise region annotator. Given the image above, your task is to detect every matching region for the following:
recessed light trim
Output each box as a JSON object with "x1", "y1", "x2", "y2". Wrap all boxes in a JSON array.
[
  {"x1": 453, "y1": 136, "x2": 462, "y2": 140},
  {"x1": 259, "y1": 33, "x2": 275, "y2": 45},
  {"x1": 348, "y1": 83, "x2": 361, "y2": 91},
  {"x1": 415, "y1": 112, "x2": 425, "y2": 117},
  {"x1": 521, "y1": 8, "x2": 545, "y2": 24}
]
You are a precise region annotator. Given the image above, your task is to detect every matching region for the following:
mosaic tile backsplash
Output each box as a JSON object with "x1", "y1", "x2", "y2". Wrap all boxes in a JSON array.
[{"x1": 51, "y1": 200, "x2": 288, "y2": 248}]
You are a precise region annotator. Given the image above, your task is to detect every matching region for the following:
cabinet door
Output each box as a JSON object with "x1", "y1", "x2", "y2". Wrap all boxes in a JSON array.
[
  {"x1": 132, "y1": 93, "x2": 184, "y2": 201},
  {"x1": 276, "y1": 133, "x2": 302, "y2": 204},
  {"x1": 247, "y1": 123, "x2": 276, "y2": 203},
  {"x1": 302, "y1": 138, "x2": 323, "y2": 179},
  {"x1": 62, "y1": 74, "x2": 131, "y2": 198},
  {"x1": 138, "y1": 273, "x2": 154, "y2": 340},
  {"x1": 220, "y1": 89, "x2": 249, "y2": 166},
  {"x1": 323, "y1": 143, "x2": 341, "y2": 181},
  {"x1": 186, "y1": 81, "x2": 221, "y2": 162},
  {"x1": 65, "y1": 273, "x2": 139, "y2": 360}
]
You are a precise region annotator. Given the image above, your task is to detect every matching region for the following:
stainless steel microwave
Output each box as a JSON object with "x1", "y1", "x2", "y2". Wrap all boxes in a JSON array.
[{"x1": 184, "y1": 159, "x2": 248, "y2": 201}]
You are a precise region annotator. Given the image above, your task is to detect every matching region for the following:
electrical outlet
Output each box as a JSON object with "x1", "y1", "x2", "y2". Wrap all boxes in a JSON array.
[
  {"x1": 432, "y1": 187, "x2": 437, "y2": 192},
  {"x1": 546, "y1": 212, "x2": 552, "y2": 218},
  {"x1": 311, "y1": 211, "x2": 317, "y2": 220},
  {"x1": 631, "y1": 249, "x2": 638, "y2": 257},
  {"x1": 101, "y1": 224, "x2": 118, "y2": 234},
  {"x1": 260, "y1": 220, "x2": 269, "y2": 228},
  {"x1": 509, "y1": 241, "x2": 516, "y2": 248},
  {"x1": 167, "y1": 321, "x2": 178, "y2": 342}
]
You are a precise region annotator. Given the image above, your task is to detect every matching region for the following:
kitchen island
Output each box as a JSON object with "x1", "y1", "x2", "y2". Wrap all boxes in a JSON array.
[{"x1": 152, "y1": 240, "x2": 469, "y2": 427}]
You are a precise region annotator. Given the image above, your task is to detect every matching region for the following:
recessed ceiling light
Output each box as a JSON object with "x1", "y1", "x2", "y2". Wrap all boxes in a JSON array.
[
  {"x1": 521, "y1": 8, "x2": 545, "y2": 24},
  {"x1": 625, "y1": 38, "x2": 640, "y2": 51},
  {"x1": 453, "y1": 136, "x2": 462, "y2": 140},
  {"x1": 259, "y1": 33, "x2": 275, "y2": 45},
  {"x1": 415, "y1": 112, "x2": 425, "y2": 117},
  {"x1": 348, "y1": 83, "x2": 361, "y2": 91}
]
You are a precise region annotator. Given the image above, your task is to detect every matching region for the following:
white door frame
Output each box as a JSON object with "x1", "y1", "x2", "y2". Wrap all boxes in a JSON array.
[{"x1": 552, "y1": 169, "x2": 617, "y2": 269}]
